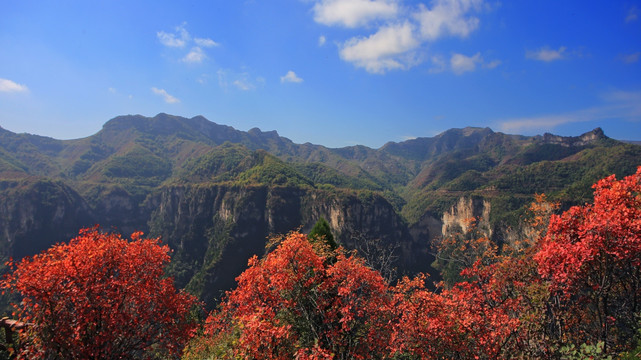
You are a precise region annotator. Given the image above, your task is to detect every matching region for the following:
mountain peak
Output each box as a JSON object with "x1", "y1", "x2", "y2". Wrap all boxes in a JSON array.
[
  {"x1": 540, "y1": 127, "x2": 608, "y2": 147},
  {"x1": 439, "y1": 126, "x2": 494, "y2": 137},
  {"x1": 248, "y1": 127, "x2": 279, "y2": 138}
]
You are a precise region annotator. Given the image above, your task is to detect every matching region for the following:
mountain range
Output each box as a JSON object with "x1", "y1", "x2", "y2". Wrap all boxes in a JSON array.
[{"x1": 1, "y1": 113, "x2": 640, "y2": 307}]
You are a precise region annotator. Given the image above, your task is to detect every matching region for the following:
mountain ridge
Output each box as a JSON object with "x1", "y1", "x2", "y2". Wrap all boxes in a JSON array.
[
  {"x1": 1, "y1": 113, "x2": 613, "y2": 152},
  {"x1": 1, "y1": 113, "x2": 639, "y2": 307}
]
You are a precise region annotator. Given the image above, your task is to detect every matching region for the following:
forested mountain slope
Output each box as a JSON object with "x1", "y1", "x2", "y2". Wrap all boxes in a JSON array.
[{"x1": 1, "y1": 113, "x2": 639, "y2": 306}]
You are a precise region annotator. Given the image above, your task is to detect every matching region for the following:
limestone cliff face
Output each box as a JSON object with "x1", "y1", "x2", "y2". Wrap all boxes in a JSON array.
[
  {"x1": 540, "y1": 127, "x2": 606, "y2": 147},
  {"x1": 441, "y1": 197, "x2": 492, "y2": 239},
  {"x1": 407, "y1": 196, "x2": 492, "y2": 278},
  {"x1": 145, "y1": 185, "x2": 416, "y2": 307}
]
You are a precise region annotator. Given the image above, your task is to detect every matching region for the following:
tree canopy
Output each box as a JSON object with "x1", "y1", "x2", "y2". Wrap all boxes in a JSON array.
[
  {"x1": 2, "y1": 228, "x2": 198, "y2": 359},
  {"x1": 186, "y1": 167, "x2": 641, "y2": 359}
]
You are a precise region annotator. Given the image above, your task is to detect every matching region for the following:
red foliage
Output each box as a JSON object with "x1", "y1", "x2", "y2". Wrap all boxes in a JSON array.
[
  {"x1": 186, "y1": 168, "x2": 641, "y2": 358},
  {"x1": 2, "y1": 227, "x2": 198, "y2": 359},
  {"x1": 201, "y1": 232, "x2": 392, "y2": 359},
  {"x1": 390, "y1": 256, "x2": 543, "y2": 359},
  {"x1": 535, "y1": 167, "x2": 641, "y2": 349}
]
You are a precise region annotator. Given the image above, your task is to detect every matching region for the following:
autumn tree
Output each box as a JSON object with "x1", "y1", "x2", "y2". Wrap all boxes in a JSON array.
[
  {"x1": 185, "y1": 232, "x2": 392, "y2": 360},
  {"x1": 2, "y1": 227, "x2": 198, "y2": 360},
  {"x1": 535, "y1": 167, "x2": 641, "y2": 352},
  {"x1": 389, "y1": 250, "x2": 551, "y2": 359}
]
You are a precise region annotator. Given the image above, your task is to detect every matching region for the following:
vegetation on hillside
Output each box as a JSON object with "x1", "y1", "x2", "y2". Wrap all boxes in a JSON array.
[
  {"x1": 2, "y1": 115, "x2": 639, "y2": 232},
  {"x1": 181, "y1": 167, "x2": 641, "y2": 359},
  {"x1": 1, "y1": 169, "x2": 640, "y2": 358}
]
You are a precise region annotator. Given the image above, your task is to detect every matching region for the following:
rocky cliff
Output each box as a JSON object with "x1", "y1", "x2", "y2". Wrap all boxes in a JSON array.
[
  {"x1": 0, "y1": 179, "x2": 94, "y2": 260},
  {"x1": 145, "y1": 184, "x2": 417, "y2": 307}
]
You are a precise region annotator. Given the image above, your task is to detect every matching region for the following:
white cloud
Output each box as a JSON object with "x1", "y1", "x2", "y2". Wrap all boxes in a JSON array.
[
  {"x1": 157, "y1": 24, "x2": 190, "y2": 47},
  {"x1": 151, "y1": 87, "x2": 180, "y2": 104},
  {"x1": 182, "y1": 47, "x2": 207, "y2": 63},
  {"x1": 626, "y1": 6, "x2": 639, "y2": 23},
  {"x1": 0, "y1": 78, "x2": 28, "y2": 93},
  {"x1": 108, "y1": 87, "x2": 117, "y2": 94},
  {"x1": 414, "y1": 0, "x2": 482, "y2": 40},
  {"x1": 194, "y1": 38, "x2": 219, "y2": 47},
  {"x1": 498, "y1": 90, "x2": 641, "y2": 133},
  {"x1": 526, "y1": 46, "x2": 567, "y2": 62},
  {"x1": 158, "y1": 24, "x2": 219, "y2": 65},
  {"x1": 318, "y1": 35, "x2": 327, "y2": 46},
  {"x1": 622, "y1": 52, "x2": 640, "y2": 64},
  {"x1": 340, "y1": 22, "x2": 419, "y2": 73},
  {"x1": 281, "y1": 71, "x2": 304, "y2": 83},
  {"x1": 313, "y1": 0, "x2": 399, "y2": 28},
  {"x1": 450, "y1": 52, "x2": 482, "y2": 74},
  {"x1": 310, "y1": 0, "x2": 486, "y2": 73}
]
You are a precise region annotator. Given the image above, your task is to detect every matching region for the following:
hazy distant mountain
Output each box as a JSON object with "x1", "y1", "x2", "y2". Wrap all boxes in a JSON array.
[{"x1": 1, "y1": 113, "x2": 640, "y2": 307}]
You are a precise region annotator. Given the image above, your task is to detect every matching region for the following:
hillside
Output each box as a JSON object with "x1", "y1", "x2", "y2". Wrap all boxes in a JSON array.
[{"x1": 1, "y1": 113, "x2": 640, "y2": 306}]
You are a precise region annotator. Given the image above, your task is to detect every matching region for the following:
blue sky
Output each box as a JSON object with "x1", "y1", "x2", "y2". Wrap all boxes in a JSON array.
[{"x1": 1, "y1": 0, "x2": 640, "y2": 148}]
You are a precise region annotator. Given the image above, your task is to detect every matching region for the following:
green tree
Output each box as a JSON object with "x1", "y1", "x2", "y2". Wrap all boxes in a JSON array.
[{"x1": 308, "y1": 217, "x2": 337, "y2": 250}]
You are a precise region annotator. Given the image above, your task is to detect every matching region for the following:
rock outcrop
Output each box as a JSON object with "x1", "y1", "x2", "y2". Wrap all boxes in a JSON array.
[{"x1": 145, "y1": 185, "x2": 416, "y2": 307}]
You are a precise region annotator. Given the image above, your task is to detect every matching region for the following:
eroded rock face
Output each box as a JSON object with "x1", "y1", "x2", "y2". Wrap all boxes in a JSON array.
[
  {"x1": 0, "y1": 177, "x2": 500, "y2": 308},
  {"x1": 540, "y1": 127, "x2": 606, "y2": 147},
  {"x1": 0, "y1": 179, "x2": 94, "y2": 259},
  {"x1": 145, "y1": 185, "x2": 417, "y2": 307},
  {"x1": 441, "y1": 197, "x2": 492, "y2": 239}
]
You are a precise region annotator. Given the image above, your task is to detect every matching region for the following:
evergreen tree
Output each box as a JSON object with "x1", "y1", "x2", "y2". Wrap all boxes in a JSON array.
[{"x1": 308, "y1": 217, "x2": 337, "y2": 250}]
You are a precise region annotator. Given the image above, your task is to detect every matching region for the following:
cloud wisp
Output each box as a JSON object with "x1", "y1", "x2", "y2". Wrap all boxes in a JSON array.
[
  {"x1": 450, "y1": 52, "x2": 482, "y2": 74},
  {"x1": 526, "y1": 46, "x2": 567, "y2": 62},
  {"x1": 497, "y1": 90, "x2": 641, "y2": 134},
  {"x1": 622, "y1": 52, "x2": 640, "y2": 64},
  {"x1": 626, "y1": 5, "x2": 639, "y2": 23},
  {"x1": 151, "y1": 87, "x2": 180, "y2": 104},
  {"x1": 217, "y1": 69, "x2": 265, "y2": 91},
  {"x1": 194, "y1": 38, "x2": 219, "y2": 47},
  {"x1": 158, "y1": 23, "x2": 218, "y2": 64},
  {"x1": 280, "y1": 71, "x2": 304, "y2": 83},
  {"x1": 311, "y1": 0, "x2": 487, "y2": 74},
  {"x1": 157, "y1": 24, "x2": 190, "y2": 48},
  {"x1": 0, "y1": 78, "x2": 29, "y2": 93},
  {"x1": 183, "y1": 47, "x2": 207, "y2": 63}
]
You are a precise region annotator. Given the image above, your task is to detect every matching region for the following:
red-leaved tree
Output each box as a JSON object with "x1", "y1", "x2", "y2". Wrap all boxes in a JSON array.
[
  {"x1": 185, "y1": 232, "x2": 392, "y2": 360},
  {"x1": 535, "y1": 167, "x2": 641, "y2": 351},
  {"x1": 2, "y1": 227, "x2": 198, "y2": 360}
]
